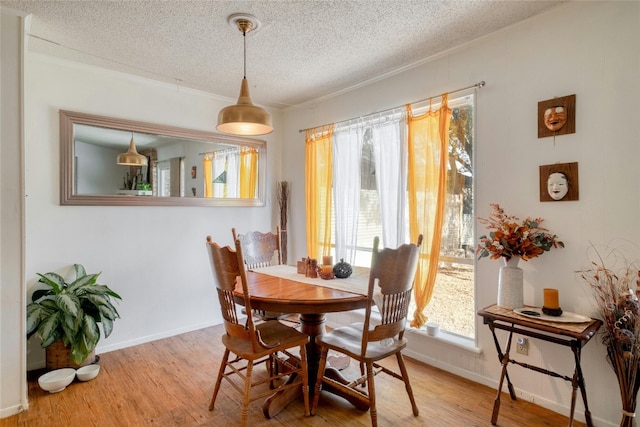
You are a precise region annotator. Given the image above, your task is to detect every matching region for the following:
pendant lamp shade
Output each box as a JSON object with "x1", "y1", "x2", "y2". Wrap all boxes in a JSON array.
[
  {"x1": 216, "y1": 14, "x2": 273, "y2": 136},
  {"x1": 117, "y1": 135, "x2": 148, "y2": 166},
  {"x1": 217, "y1": 78, "x2": 273, "y2": 136}
]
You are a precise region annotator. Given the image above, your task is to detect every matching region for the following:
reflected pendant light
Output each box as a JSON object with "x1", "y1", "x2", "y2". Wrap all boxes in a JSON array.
[
  {"x1": 117, "y1": 133, "x2": 148, "y2": 166},
  {"x1": 217, "y1": 14, "x2": 273, "y2": 136}
]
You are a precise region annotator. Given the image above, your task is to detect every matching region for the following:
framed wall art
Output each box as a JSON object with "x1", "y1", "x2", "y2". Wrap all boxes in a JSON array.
[
  {"x1": 539, "y1": 162, "x2": 579, "y2": 202},
  {"x1": 538, "y1": 94, "x2": 576, "y2": 138}
]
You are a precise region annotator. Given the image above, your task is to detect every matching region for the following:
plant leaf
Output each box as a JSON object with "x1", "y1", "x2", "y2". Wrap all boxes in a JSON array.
[
  {"x1": 38, "y1": 312, "x2": 61, "y2": 347},
  {"x1": 85, "y1": 294, "x2": 119, "y2": 320},
  {"x1": 101, "y1": 315, "x2": 114, "y2": 338},
  {"x1": 38, "y1": 298, "x2": 58, "y2": 313},
  {"x1": 60, "y1": 309, "x2": 80, "y2": 338},
  {"x1": 101, "y1": 301, "x2": 119, "y2": 321},
  {"x1": 83, "y1": 314, "x2": 101, "y2": 345},
  {"x1": 84, "y1": 293, "x2": 109, "y2": 306},
  {"x1": 80, "y1": 285, "x2": 111, "y2": 296},
  {"x1": 36, "y1": 272, "x2": 65, "y2": 294},
  {"x1": 70, "y1": 338, "x2": 90, "y2": 365},
  {"x1": 91, "y1": 286, "x2": 121, "y2": 301},
  {"x1": 56, "y1": 293, "x2": 80, "y2": 317},
  {"x1": 104, "y1": 287, "x2": 122, "y2": 300},
  {"x1": 26, "y1": 304, "x2": 42, "y2": 336},
  {"x1": 68, "y1": 273, "x2": 99, "y2": 292},
  {"x1": 73, "y1": 264, "x2": 86, "y2": 280}
]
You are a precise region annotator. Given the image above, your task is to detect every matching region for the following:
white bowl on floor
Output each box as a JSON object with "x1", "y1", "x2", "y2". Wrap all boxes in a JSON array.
[
  {"x1": 76, "y1": 364, "x2": 100, "y2": 381},
  {"x1": 38, "y1": 368, "x2": 76, "y2": 393}
]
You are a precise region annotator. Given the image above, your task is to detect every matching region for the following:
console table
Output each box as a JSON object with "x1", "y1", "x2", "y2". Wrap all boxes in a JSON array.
[{"x1": 478, "y1": 304, "x2": 602, "y2": 427}]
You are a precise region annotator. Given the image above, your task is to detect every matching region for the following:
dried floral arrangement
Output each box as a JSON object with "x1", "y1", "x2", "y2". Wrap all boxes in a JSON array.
[
  {"x1": 277, "y1": 181, "x2": 290, "y2": 264},
  {"x1": 476, "y1": 203, "x2": 564, "y2": 261},
  {"x1": 578, "y1": 243, "x2": 640, "y2": 427}
]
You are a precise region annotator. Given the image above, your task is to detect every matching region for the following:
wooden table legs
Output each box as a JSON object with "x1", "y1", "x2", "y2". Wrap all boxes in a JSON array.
[
  {"x1": 489, "y1": 326, "x2": 517, "y2": 425},
  {"x1": 486, "y1": 321, "x2": 593, "y2": 427}
]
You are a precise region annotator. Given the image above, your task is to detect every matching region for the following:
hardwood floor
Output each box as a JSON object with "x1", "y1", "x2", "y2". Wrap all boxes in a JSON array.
[{"x1": 1, "y1": 324, "x2": 584, "y2": 426}]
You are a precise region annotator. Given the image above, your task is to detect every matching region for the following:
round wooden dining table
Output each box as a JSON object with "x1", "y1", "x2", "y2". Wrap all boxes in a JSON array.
[{"x1": 236, "y1": 269, "x2": 370, "y2": 418}]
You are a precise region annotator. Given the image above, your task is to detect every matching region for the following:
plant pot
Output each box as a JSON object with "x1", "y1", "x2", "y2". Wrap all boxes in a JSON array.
[
  {"x1": 45, "y1": 340, "x2": 96, "y2": 370},
  {"x1": 497, "y1": 257, "x2": 523, "y2": 309}
]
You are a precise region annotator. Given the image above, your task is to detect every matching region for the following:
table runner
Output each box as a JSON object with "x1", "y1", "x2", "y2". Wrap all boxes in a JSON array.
[{"x1": 251, "y1": 264, "x2": 370, "y2": 296}]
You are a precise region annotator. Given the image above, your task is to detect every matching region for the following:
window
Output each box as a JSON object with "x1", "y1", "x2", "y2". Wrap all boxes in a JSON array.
[{"x1": 328, "y1": 94, "x2": 475, "y2": 338}]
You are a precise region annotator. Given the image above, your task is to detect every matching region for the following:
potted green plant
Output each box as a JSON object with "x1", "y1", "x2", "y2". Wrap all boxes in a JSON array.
[{"x1": 26, "y1": 264, "x2": 122, "y2": 367}]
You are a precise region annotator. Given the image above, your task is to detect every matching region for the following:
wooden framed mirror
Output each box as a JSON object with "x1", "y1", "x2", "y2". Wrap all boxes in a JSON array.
[{"x1": 60, "y1": 110, "x2": 266, "y2": 206}]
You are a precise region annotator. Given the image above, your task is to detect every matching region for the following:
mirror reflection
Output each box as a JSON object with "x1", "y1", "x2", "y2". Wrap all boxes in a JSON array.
[{"x1": 60, "y1": 110, "x2": 266, "y2": 206}]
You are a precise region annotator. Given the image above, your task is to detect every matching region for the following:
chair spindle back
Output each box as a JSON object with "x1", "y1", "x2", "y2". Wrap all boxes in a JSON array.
[
  {"x1": 362, "y1": 235, "x2": 423, "y2": 350},
  {"x1": 232, "y1": 226, "x2": 281, "y2": 269}
]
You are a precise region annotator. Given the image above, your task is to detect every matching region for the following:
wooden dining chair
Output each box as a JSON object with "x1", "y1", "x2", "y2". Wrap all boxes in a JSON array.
[
  {"x1": 232, "y1": 226, "x2": 281, "y2": 269},
  {"x1": 205, "y1": 236, "x2": 310, "y2": 426},
  {"x1": 310, "y1": 235, "x2": 423, "y2": 427},
  {"x1": 232, "y1": 226, "x2": 293, "y2": 322}
]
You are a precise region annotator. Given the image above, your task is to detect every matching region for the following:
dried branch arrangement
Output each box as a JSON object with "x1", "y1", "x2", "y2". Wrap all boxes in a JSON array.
[
  {"x1": 578, "y1": 243, "x2": 640, "y2": 427},
  {"x1": 277, "y1": 181, "x2": 290, "y2": 264}
]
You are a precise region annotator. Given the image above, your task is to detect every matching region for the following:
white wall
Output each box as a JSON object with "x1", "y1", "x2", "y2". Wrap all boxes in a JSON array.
[
  {"x1": 75, "y1": 141, "x2": 122, "y2": 195},
  {"x1": 22, "y1": 54, "x2": 282, "y2": 363},
  {"x1": 282, "y1": 2, "x2": 639, "y2": 426},
  {"x1": 0, "y1": 10, "x2": 27, "y2": 418},
  {"x1": 0, "y1": 8, "x2": 282, "y2": 415},
  {"x1": 1, "y1": 1, "x2": 638, "y2": 425}
]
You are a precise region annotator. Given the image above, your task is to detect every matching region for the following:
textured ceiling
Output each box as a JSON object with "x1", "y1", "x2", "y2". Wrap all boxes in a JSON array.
[{"x1": 1, "y1": 0, "x2": 565, "y2": 108}]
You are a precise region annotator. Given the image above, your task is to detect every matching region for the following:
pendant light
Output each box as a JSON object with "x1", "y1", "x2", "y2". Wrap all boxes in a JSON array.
[
  {"x1": 217, "y1": 14, "x2": 273, "y2": 136},
  {"x1": 117, "y1": 133, "x2": 148, "y2": 166}
]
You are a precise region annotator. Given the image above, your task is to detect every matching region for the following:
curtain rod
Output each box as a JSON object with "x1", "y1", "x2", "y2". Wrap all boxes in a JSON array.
[{"x1": 298, "y1": 80, "x2": 485, "y2": 133}]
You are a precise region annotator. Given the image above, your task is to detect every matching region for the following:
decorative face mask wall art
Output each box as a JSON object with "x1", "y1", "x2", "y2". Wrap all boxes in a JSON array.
[
  {"x1": 537, "y1": 94, "x2": 576, "y2": 138},
  {"x1": 539, "y1": 162, "x2": 579, "y2": 202}
]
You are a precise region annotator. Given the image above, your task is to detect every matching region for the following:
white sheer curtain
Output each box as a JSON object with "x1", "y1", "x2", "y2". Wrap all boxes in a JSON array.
[
  {"x1": 332, "y1": 120, "x2": 364, "y2": 264},
  {"x1": 213, "y1": 150, "x2": 239, "y2": 198},
  {"x1": 371, "y1": 109, "x2": 408, "y2": 248}
]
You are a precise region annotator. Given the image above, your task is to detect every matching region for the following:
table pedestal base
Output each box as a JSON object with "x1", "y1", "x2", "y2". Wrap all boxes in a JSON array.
[{"x1": 262, "y1": 313, "x2": 369, "y2": 418}]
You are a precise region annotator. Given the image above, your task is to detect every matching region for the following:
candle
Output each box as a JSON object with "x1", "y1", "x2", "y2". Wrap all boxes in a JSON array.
[
  {"x1": 543, "y1": 288, "x2": 560, "y2": 309},
  {"x1": 322, "y1": 265, "x2": 333, "y2": 275},
  {"x1": 307, "y1": 259, "x2": 318, "y2": 278},
  {"x1": 323, "y1": 256, "x2": 333, "y2": 267}
]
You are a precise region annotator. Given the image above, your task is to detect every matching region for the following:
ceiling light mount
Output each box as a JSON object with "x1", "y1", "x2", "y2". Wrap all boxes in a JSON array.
[
  {"x1": 217, "y1": 13, "x2": 273, "y2": 136},
  {"x1": 227, "y1": 13, "x2": 261, "y2": 34}
]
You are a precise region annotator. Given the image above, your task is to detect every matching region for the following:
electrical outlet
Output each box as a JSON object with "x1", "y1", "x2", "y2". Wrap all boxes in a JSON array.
[{"x1": 516, "y1": 337, "x2": 528, "y2": 355}]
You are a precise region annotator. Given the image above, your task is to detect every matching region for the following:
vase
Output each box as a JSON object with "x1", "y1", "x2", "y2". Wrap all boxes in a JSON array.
[
  {"x1": 607, "y1": 345, "x2": 640, "y2": 427},
  {"x1": 497, "y1": 257, "x2": 523, "y2": 309}
]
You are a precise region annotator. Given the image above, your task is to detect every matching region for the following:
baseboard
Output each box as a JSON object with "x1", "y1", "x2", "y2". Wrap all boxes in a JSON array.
[
  {"x1": 0, "y1": 402, "x2": 26, "y2": 419},
  {"x1": 96, "y1": 320, "x2": 217, "y2": 354},
  {"x1": 27, "y1": 320, "x2": 218, "y2": 371}
]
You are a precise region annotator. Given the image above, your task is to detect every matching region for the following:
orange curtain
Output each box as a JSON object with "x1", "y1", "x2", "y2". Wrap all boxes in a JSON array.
[
  {"x1": 305, "y1": 125, "x2": 334, "y2": 259},
  {"x1": 239, "y1": 147, "x2": 258, "y2": 198},
  {"x1": 203, "y1": 154, "x2": 213, "y2": 198},
  {"x1": 407, "y1": 95, "x2": 452, "y2": 328}
]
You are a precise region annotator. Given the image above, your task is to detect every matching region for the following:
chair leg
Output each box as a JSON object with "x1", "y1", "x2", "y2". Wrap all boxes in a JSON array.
[
  {"x1": 209, "y1": 348, "x2": 230, "y2": 411},
  {"x1": 268, "y1": 353, "x2": 278, "y2": 389},
  {"x1": 310, "y1": 347, "x2": 329, "y2": 415},
  {"x1": 241, "y1": 360, "x2": 254, "y2": 427},
  {"x1": 396, "y1": 352, "x2": 419, "y2": 416},
  {"x1": 366, "y1": 362, "x2": 378, "y2": 427},
  {"x1": 299, "y1": 344, "x2": 310, "y2": 416}
]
